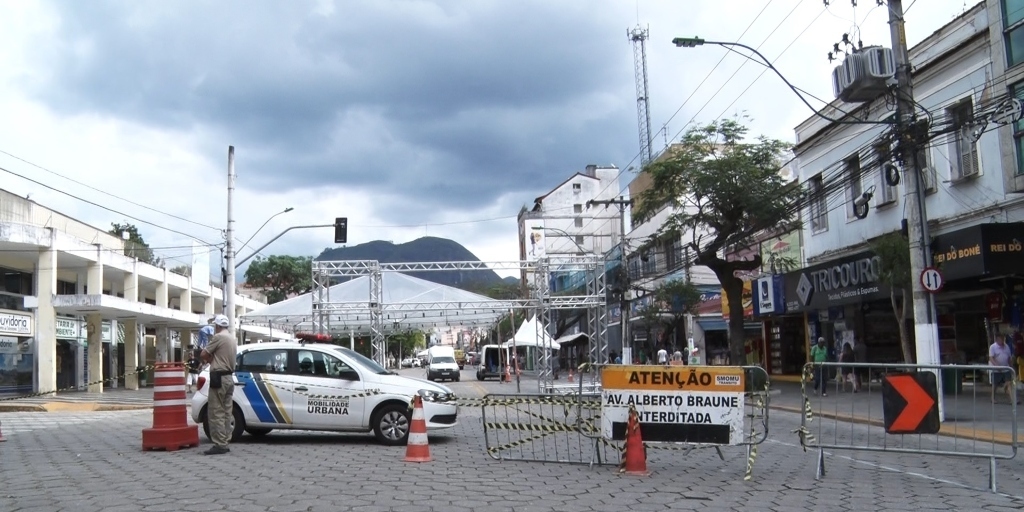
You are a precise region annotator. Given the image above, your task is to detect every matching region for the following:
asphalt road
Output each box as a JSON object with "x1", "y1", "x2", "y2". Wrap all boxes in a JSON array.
[{"x1": 0, "y1": 367, "x2": 1022, "y2": 511}]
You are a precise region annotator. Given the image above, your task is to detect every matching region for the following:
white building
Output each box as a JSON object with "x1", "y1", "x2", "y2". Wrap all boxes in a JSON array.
[
  {"x1": 783, "y1": 1, "x2": 1022, "y2": 365},
  {"x1": 0, "y1": 189, "x2": 266, "y2": 395}
]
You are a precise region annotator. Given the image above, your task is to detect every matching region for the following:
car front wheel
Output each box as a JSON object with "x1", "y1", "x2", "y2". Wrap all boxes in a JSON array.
[{"x1": 373, "y1": 403, "x2": 411, "y2": 445}]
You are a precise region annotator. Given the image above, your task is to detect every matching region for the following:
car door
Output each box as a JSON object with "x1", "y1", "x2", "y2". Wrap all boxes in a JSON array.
[
  {"x1": 290, "y1": 348, "x2": 366, "y2": 430},
  {"x1": 234, "y1": 348, "x2": 294, "y2": 427}
]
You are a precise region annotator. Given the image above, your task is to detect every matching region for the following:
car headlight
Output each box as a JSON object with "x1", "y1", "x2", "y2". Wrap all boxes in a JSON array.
[{"x1": 418, "y1": 389, "x2": 455, "y2": 402}]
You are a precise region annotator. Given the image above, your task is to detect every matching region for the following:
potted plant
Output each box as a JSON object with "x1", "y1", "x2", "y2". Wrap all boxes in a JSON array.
[{"x1": 137, "y1": 366, "x2": 148, "y2": 387}]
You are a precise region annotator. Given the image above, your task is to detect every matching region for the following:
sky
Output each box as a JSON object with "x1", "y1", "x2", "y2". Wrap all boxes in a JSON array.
[{"x1": 0, "y1": 0, "x2": 979, "y2": 281}]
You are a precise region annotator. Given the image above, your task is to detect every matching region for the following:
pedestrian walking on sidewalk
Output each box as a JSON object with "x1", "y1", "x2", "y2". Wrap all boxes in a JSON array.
[
  {"x1": 988, "y1": 335, "x2": 1017, "y2": 405},
  {"x1": 811, "y1": 337, "x2": 829, "y2": 397},
  {"x1": 201, "y1": 314, "x2": 237, "y2": 455},
  {"x1": 839, "y1": 343, "x2": 859, "y2": 393}
]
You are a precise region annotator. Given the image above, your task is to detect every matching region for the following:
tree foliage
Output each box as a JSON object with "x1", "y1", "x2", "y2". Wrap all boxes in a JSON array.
[
  {"x1": 633, "y1": 118, "x2": 801, "y2": 364},
  {"x1": 636, "y1": 278, "x2": 703, "y2": 347},
  {"x1": 872, "y1": 231, "x2": 914, "y2": 363},
  {"x1": 109, "y1": 222, "x2": 159, "y2": 265},
  {"x1": 169, "y1": 265, "x2": 191, "y2": 277},
  {"x1": 243, "y1": 255, "x2": 313, "y2": 304}
]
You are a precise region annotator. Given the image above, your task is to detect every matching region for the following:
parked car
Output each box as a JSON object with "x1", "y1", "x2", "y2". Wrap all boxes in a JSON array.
[{"x1": 191, "y1": 342, "x2": 458, "y2": 446}]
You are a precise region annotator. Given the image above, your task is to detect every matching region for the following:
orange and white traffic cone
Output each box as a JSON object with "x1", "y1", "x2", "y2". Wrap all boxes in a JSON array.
[
  {"x1": 620, "y1": 405, "x2": 649, "y2": 476},
  {"x1": 503, "y1": 364, "x2": 511, "y2": 383},
  {"x1": 568, "y1": 368, "x2": 574, "y2": 383},
  {"x1": 403, "y1": 395, "x2": 432, "y2": 463},
  {"x1": 0, "y1": 420, "x2": 6, "y2": 442}
]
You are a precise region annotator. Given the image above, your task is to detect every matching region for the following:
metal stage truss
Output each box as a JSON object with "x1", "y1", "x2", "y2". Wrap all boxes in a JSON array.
[{"x1": 310, "y1": 257, "x2": 608, "y2": 392}]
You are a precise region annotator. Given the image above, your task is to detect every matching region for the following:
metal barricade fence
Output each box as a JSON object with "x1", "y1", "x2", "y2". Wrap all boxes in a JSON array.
[
  {"x1": 798, "y1": 362, "x2": 1018, "y2": 492},
  {"x1": 481, "y1": 365, "x2": 771, "y2": 478},
  {"x1": 481, "y1": 393, "x2": 618, "y2": 466}
]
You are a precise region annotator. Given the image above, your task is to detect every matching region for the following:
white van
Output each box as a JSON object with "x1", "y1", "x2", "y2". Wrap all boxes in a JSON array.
[
  {"x1": 426, "y1": 345, "x2": 460, "y2": 382},
  {"x1": 476, "y1": 344, "x2": 511, "y2": 381}
]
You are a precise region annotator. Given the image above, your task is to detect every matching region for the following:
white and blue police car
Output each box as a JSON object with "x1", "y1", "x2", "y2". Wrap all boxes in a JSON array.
[{"x1": 191, "y1": 342, "x2": 458, "y2": 445}]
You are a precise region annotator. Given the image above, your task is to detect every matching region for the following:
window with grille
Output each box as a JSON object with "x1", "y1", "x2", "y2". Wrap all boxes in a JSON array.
[
  {"x1": 1012, "y1": 81, "x2": 1024, "y2": 175},
  {"x1": 809, "y1": 174, "x2": 828, "y2": 232},
  {"x1": 875, "y1": 143, "x2": 897, "y2": 206},
  {"x1": 947, "y1": 99, "x2": 980, "y2": 180},
  {"x1": 845, "y1": 155, "x2": 863, "y2": 219}
]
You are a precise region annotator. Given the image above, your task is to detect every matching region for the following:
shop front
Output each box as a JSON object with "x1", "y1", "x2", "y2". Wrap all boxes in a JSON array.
[
  {"x1": 715, "y1": 281, "x2": 765, "y2": 366},
  {"x1": 931, "y1": 222, "x2": 1024, "y2": 364},
  {"x1": 0, "y1": 308, "x2": 34, "y2": 395},
  {"x1": 781, "y1": 250, "x2": 899, "y2": 368},
  {"x1": 55, "y1": 316, "x2": 82, "y2": 390}
]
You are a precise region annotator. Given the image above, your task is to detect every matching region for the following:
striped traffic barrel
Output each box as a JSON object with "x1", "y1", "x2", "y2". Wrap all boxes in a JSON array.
[{"x1": 142, "y1": 362, "x2": 199, "y2": 451}]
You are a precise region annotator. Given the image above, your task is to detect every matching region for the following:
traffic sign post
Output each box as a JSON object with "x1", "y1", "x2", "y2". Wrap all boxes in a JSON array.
[
  {"x1": 920, "y1": 267, "x2": 944, "y2": 293},
  {"x1": 881, "y1": 372, "x2": 940, "y2": 435}
]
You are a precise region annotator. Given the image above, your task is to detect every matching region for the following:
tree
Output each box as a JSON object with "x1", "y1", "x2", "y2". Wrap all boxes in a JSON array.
[
  {"x1": 388, "y1": 331, "x2": 426, "y2": 361},
  {"x1": 636, "y1": 278, "x2": 703, "y2": 352},
  {"x1": 872, "y1": 232, "x2": 914, "y2": 363},
  {"x1": 243, "y1": 255, "x2": 313, "y2": 304},
  {"x1": 633, "y1": 118, "x2": 801, "y2": 365},
  {"x1": 109, "y1": 222, "x2": 159, "y2": 265}
]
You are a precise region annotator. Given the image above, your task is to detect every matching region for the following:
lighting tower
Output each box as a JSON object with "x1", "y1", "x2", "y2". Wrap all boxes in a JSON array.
[{"x1": 629, "y1": 25, "x2": 654, "y2": 167}]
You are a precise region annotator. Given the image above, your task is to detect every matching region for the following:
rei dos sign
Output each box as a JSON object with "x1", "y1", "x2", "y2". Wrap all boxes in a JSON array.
[{"x1": 601, "y1": 365, "x2": 746, "y2": 445}]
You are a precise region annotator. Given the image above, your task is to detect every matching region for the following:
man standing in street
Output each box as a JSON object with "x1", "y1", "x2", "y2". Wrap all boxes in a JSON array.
[
  {"x1": 989, "y1": 335, "x2": 1017, "y2": 405},
  {"x1": 201, "y1": 314, "x2": 237, "y2": 455},
  {"x1": 657, "y1": 346, "x2": 668, "y2": 365},
  {"x1": 810, "y1": 337, "x2": 829, "y2": 397}
]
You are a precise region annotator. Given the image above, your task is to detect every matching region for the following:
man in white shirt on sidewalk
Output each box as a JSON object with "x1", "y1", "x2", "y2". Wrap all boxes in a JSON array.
[
  {"x1": 657, "y1": 347, "x2": 668, "y2": 365},
  {"x1": 989, "y1": 336, "x2": 1017, "y2": 404}
]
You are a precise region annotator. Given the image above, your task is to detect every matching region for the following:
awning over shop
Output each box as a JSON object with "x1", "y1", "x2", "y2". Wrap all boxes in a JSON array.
[
  {"x1": 51, "y1": 294, "x2": 203, "y2": 329},
  {"x1": 697, "y1": 318, "x2": 762, "y2": 332},
  {"x1": 555, "y1": 333, "x2": 589, "y2": 346},
  {"x1": 931, "y1": 222, "x2": 1024, "y2": 282}
]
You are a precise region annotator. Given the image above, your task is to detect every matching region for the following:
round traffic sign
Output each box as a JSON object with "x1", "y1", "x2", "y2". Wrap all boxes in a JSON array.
[{"x1": 920, "y1": 267, "x2": 943, "y2": 293}]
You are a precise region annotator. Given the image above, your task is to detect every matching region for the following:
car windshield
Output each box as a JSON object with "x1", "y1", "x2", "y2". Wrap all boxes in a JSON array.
[
  {"x1": 332, "y1": 346, "x2": 390, "y2": 375},
  {"x1": 433, "y1": 356, "x2": 456, "y2": 364}
]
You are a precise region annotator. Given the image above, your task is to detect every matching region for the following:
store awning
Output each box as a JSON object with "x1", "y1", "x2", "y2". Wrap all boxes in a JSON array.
[
  {"x1": 697, "y1": 319, "x2": 762, "y2": 332},
  {"x1": 51, "y1": 294, "x2": 203, "y2": 329}
]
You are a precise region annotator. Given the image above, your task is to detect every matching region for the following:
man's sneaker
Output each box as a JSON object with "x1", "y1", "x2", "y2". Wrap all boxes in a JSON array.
[{"x1": 203, "y1": 446, "x2": 230, "y2": 456}]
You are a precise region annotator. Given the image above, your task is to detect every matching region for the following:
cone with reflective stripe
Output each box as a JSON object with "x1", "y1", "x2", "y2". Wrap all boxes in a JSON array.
[
  {"x1": 568, "y1": 368, "x2": 574, "y2": 383},
  {"x1": 621, "y1": 405, "x2": 649, "y2": 476},
  {"x1": 142, "y1": 362, "x2": 199, "y2": 451},
  {"x1": 403, "y1": 395, "x2": 431, "y2": 462}
]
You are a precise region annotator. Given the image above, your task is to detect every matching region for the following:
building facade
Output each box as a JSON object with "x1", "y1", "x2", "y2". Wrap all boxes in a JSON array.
[
  {"x1": 0, "y1": 189, "x2": 266, "y2": 395},
  {"x1": 765, "y1": 2, "x2": 1021, "y2": 372}
]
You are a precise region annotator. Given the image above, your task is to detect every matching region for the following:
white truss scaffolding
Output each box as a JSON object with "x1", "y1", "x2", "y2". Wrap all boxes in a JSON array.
[{"x1": 299, "y1": 257, "x2": 609, "y2": 392}]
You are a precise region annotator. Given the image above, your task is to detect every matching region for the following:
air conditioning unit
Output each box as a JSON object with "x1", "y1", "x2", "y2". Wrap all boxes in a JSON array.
[{"x1": 834, "y1": 46, "x2": 896, "y2": 103}]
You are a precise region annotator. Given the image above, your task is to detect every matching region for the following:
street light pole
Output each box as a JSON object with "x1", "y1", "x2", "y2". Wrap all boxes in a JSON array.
[{"x1": 225, "y1": 146, "x2": 237, "y2": 336}]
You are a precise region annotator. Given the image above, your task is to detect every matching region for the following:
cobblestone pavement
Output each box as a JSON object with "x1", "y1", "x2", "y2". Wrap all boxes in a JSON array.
[{"x1": 1, "y1": 377, "x2": 1023, "y2": 512}]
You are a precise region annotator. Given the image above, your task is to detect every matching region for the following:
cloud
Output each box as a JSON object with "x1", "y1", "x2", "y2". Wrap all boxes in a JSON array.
[{"x1": 0, "y1": 0, "x2": 981, "y2": 282}]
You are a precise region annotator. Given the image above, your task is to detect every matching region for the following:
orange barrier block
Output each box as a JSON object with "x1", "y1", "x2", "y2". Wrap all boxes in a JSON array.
[{"x1": 142, "y1": 362, "x2": 199, "y2": 451}]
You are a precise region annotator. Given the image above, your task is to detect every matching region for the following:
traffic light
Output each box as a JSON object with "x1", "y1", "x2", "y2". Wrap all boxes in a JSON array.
[{"x1": 334, "y1": 217, "x2": 348, "y2": 244}]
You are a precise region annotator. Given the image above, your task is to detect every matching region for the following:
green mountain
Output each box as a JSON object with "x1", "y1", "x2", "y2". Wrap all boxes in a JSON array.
[{"x1": 315, "y1": 237, "x2": 515, "y2": 291}]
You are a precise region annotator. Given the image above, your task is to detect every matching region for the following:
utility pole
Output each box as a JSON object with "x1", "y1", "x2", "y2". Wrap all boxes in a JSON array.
[
  {"x1": 587, "y1": 196, "x2": 633, "y2": 361},
  {"x1": 888, "y1": 0, "x2": 943, "y2": 419},
  {"x1": 225, "y1": 146, "x2": 237, "y2": 339}
]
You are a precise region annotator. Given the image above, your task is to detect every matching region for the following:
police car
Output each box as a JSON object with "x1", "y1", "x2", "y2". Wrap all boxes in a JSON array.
[{"x1": 191, "y1": 342, "x2": 458, "y2": 445}]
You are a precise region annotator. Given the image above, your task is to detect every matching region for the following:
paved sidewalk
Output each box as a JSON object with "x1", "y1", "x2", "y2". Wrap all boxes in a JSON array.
[
  {"x1": 770, "y1": 379, "x2": 1020, "y2": 445},
  {"x1": 0, "y1": 387, "x2": 161, "y2": 412}
]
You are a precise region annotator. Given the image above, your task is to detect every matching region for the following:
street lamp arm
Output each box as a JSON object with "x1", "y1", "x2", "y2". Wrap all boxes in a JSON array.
[
  {"x1": 240, "y1": 207, "x2": 293, "y2": 254},
  {"x1": 235, "y1": 224, "x2": 333, "y2": 269},
  {"x1": 672, "y1": 37, "x2": 885, "y2": 126}
]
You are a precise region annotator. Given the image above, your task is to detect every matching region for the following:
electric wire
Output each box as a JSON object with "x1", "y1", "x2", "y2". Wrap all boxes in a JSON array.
[
  {"x1": 0, "y1": 148, "x2": 223, "y2": 232},
  {"x1": 0, "y1": 164, "x2": 218, "y2": 247}
]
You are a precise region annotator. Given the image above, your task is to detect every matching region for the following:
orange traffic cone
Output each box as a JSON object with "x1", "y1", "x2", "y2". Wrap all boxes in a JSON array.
[
  {"x1": 620, "y1": 405, "x2": 649, "y2": 476},
  {"x1": 568, "y1": 368, "x2": 574, "y2": 383},
  {"x1": 503, "y1": 364, "x2": 511, "y2": 383},
  {"x1": 0, "y1": 420, "x2": 6, "y2": 442},
  {"x1": 404, "y1": 395, "x2": 432, "y2": 462}
]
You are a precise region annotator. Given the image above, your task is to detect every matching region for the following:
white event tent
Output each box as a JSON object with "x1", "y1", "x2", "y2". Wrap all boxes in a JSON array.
[{"x1": 241, "y1": 271, "x2": 511, "y2": 335}]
